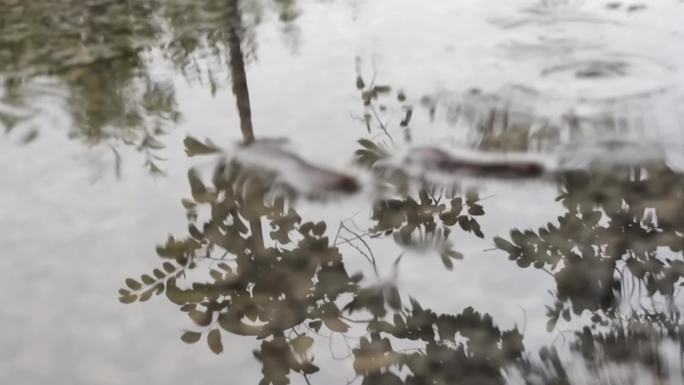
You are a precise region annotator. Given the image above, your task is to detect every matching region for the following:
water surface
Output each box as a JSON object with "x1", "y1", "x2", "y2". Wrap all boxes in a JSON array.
[{"x1": 3, "y1": 1, "x2": 684, "y2": 384}]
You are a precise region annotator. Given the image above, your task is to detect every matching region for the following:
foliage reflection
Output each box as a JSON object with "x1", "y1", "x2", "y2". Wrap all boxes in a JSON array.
[
  {"x1": 119, "y1": 12, "x2": 523, "y2": 384},
  {"x1": 119, "y1": 41, "x2": 684, "y2": 384}
]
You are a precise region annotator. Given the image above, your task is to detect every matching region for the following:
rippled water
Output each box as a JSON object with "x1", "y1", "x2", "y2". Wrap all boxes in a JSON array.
[{"x1": 3, "y1": 1, "x2": 684, "y2": 384}]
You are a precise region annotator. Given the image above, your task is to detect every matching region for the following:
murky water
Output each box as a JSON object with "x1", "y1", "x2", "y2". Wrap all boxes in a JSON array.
[{"x1": 3, "y1": 0, "x2": 684, "y2": 384}]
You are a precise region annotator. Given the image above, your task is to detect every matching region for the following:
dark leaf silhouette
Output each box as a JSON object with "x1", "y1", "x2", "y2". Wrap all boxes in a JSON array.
[
  {"x1": 180, "y1": 331, "x2": 202, "y2": 344},
  {"x1": 207, "y1": 329, "x2": 223, "y2": 354}
]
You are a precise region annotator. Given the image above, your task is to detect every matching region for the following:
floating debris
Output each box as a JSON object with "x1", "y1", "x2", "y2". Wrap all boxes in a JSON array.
[
  {"x1": 186, "y1": 137, "x2": 361, "y2": 200},
  {"x1": 366, "y1": 138, "x2": 684, "y2": 189},
  {"x1": 402, "y1": 146, "x2": 548, "y2": 178},
  {"x1": 373, "y1": 145, "x2": 552, "y2": 183}
]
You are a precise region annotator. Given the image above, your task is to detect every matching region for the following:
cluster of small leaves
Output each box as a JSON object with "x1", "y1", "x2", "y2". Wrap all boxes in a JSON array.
[
  {"x1": 494, "y1": 167, "x2": 684, "y2": 327},
  {"x1": 369, "y1": 188, "x2": 484, "y2": 270},
  {"x1": 122, "y1": 149, "x2": 369, "y2": 383},
  {"x1": 344, "y1": 282, "x2": 402, "y2": 319},
  {"x1": 347, "y1": 299, "x2": 524, "y2": 385},
  {"x1": 438, "y1": 192, "x2": 485, "y2": 238},
  {"x1": 252, "y1": 333, "x2": 319, "y2": 385},
  {"x1": 266, "y1": 197, "x2": 302, "y2": 244},
  {"x1": 354, "y1": 139, "x2": 390, "y2": 168},
  {"x1": 354, "y1": 57, "x2": 413, "y2": 139},
  {"x1": 119, "y1": 261, "x2": 182, "y2": 304},
  {"x1": 350, "y1": 79, "x2": 485, "y2": 272}
]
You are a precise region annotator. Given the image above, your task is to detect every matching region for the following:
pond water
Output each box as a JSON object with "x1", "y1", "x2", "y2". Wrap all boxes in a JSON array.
[{"x1": 3, "y1": 0, "x2": 684, "y2": 384}]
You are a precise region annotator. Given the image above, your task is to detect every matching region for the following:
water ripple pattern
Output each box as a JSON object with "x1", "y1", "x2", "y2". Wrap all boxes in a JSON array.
[{"x1": 423, "y1": 0, "x2": 684, "y2": 156}]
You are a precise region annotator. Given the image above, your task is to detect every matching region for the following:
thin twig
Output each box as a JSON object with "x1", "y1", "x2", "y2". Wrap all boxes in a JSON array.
[
  {"x1": 340, "y1": 223, "x2": 379, "y2": 278},
  {"x1": 334, "y1": 232, "x2": 371, "y2": 246},
  {"x1": 338, "y1": 235, "x2": 377, "y2": 276},
  {"x1": 346, "y1": 218, "x2": 367, "y2": 236},
  {"x1": 369, "y1": 104, "x2": 394, "y2": 144},
  {"x1": 333, "y1": 220, "x2": 344, "y2": 245}
]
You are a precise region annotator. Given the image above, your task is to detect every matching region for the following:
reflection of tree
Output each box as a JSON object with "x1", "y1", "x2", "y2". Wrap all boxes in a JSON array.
[
  {"x1": 352, "y1": 71, "x2": 486, "y2": 271},
  {"x1": 0, "y1": 0, "x2": 175, "y2": 173},
  {"x1": 349, "y1": 103, "x2": 522, "y2": 383},
  {"x1": 160, "y1": 0, "x2": 257, "y2": 86},
  {"x1": 122, "y1": 122, "x2": 529, "y2": 384},
  {"x1": 161, "y1": 0, "x2": 302, "y2": 88},
  {"x1": 440, "y1": 87, "x2": 561, "y2": 153},
  {"x1": 119, "y1": 154, "x2": 524, "y2": 384},
  {"x1": 517, "y1": 310, "x2": 684, "y2": 384},
  {"x1": 353, "y1": 58, "x2": 413, "y2": 143},
  {"x1": 352, "y1": 73, "x2": 684, "y2": 383},
  {"x1": 350, "y1": 304, "x2": 524, "y2": 385},
  {"x1": 118, "y1": 43, "x2": 528, "y2": 385},
  {"x1": 0, "y1": 0, "x2": 303, "y2": 173},
  {"x1": 0, "y1": 0, "x2": 158, "y2": 77},
  {"x1": 226, "y1": 0, "x2": 256, "y2": 144},
  {"x1": 419, "y1": 87, "x2": 639, "y2": 154},
  {"x1": 355, "y1": 138, "x2": 486, "y2": 270},
  {"x1": 570, "y1": 312, "x2": 681, "y2": 379},
  {"x1": 495, "y1": 166, "x2": 684, "y2": 329},
  {"x1": 108, "y1": 27, "x2": 684, "y2": 384},
  {"x1": 120, "y1": 9, "x2": 364, "y2": 379}
]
